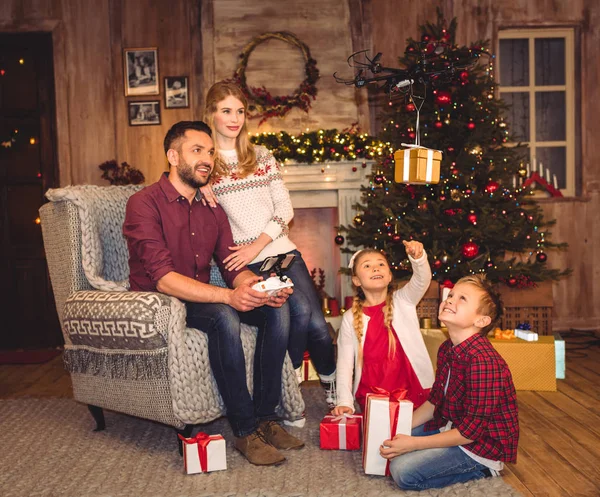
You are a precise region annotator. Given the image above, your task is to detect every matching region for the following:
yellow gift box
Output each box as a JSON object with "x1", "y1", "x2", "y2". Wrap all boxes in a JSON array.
[
  {"x1": 394, "y1": 146, "x2": 442, "y2": 184},
  {"x1": 420, "y1": 329, "x2": 556, "y2": 391}
]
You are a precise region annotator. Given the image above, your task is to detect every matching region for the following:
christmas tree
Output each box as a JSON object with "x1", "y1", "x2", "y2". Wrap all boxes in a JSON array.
[{"x1": 341, "y1": 11, "x2": 569, "y2": 288}]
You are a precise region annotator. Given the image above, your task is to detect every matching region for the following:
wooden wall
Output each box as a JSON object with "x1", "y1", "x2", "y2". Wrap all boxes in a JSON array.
[{"x1": 369, "y1": 0, "x2": 600, "y2": 330}]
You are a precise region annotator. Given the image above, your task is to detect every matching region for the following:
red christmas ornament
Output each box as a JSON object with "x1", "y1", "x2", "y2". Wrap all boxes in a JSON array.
[
  {"x1": 485, "y1": 259, "x2": 494, "y2": 268},
  {"x1": 447, "y1": 147, "x2": 455, "y2": 153},
  {"x1": 361, "y1": 162, "x2": 367, "y2": 168},
  {"x1": 352, "y1": 166, "x2": 357, "y2": 172},
  {"x1": 435, "y1": 90, "x2": 452, "y2": 105},
  {"x1": 406, "y1": 102, "x2": 416, "y2": 112},
  {"x1": 444, "y1": 209, "x2": 456, "y2": 216},
  {"x1": 507, "y1": 277, "x2": 518, "y2": 288},
  {"x1": 334, "y1": 235, "x2": 345, "y2": 245},
  {"x1": 434, "y1": 121, "x2": 443, "y2": 129},
  {"x1": 536, "y1": 252, "x2": 547, "y2": 263},
  {"x1": 451, "y1": 168, "x2": 459, "y2": 175},
  {"x1": 461, "y1": 241, "x2": 480, "y2": 259},
  {"x1": 485, "y1": 181, "x2": 500, "y2": 193},
  {"x1": 408, "y1": 132, "x2": 416, "y2": 139},
  {"x1": 432, "y1": 259, "x2": 443, "y2": 269},
  {"x1": 467, "y1": 122, "x2": 476, "y2": 130},
  {"x1": 422, "y1": 34, "x2": 431, "y2": 42},
  {"x1": 392, "y1": 234, "x2": 401, "y2": 242},
  {"x1": 373, "y1": 174, "x2": 384, "y2": 185},
  {"x1": 467, "y1": 213, "x2": 477, "y2": 224},
  {"x1": 460, "y1": 70, "x2": 469, "y2": 81},
  {"x1": 439, "y1": 194, "x2": 446, "y2": 201}
]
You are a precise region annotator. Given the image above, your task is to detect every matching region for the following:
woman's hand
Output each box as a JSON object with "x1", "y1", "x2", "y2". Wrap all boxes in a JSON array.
[
  {"x1": 331, "y1": 405, "x2": 353, "y2": 416},
  {"x1": 403, "y1": 240, "x2": 424, "y2": 259},
  {"x1": 223, "y1": 243, "x2": 262, "y2": 271},
  {"x1": 200, "y1": 184, "x2": 218, "y2": 208}
]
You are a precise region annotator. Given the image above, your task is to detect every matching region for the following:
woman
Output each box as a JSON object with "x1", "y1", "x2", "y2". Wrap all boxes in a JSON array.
[{"x1": 202, "y1": 82, "x2": 336, "y2": 423}]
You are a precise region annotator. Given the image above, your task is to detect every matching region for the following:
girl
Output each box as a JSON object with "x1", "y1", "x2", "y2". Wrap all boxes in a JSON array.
[
  {"x1": 332, "y1": 242, "x2": 435, "y2": 415},
  {"x1": 201, "y1": 82, "x2": 337, "y2": 419}
]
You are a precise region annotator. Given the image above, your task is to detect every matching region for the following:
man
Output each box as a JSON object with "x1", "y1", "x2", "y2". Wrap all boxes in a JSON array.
[{"x1": 123, "y1": 121, "x2": 304, "y2": 466}]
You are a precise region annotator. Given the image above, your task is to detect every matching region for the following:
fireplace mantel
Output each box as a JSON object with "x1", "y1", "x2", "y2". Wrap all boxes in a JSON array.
[{"x1": 281, "y1": 160, "x2": 374, "y2": 302}]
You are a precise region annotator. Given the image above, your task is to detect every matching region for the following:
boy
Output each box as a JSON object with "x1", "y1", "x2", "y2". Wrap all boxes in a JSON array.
[{"x1": 381, "y1": 275, "x2": 519, "y2": 490}]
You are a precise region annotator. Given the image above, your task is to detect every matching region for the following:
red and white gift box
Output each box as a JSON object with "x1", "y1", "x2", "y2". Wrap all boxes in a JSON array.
[
  {"x1": 178, "y1": 432, "x2": 227, "y2": 474},
  {"x1": 319, "y1": 413, "x2": 363, "y2": 450},
  {"x1": 363, "y1": 388, "x2": 413, "y2": 476},
  {"x1": 302, "y1": 351, "x2": 319, "y2": 381}
]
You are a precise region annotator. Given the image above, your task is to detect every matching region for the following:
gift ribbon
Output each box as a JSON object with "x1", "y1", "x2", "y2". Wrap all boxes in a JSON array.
[
  {"x1": 401, "y1": 144, "x2": 441, "y2": 183},
  {"x1": 370, "y1": 387, "x2": 407, "y2": 476},
  {"x1": 324, "y1": 414, "x2": 361, "y2": 450},
  {"x1": 178, "y1": 432, "x2": 218, "y2": 473}
]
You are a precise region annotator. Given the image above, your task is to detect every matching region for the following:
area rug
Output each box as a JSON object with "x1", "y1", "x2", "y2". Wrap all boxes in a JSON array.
[{"x1": 0, "y1": 386, "x2": 521, "y2": 497}]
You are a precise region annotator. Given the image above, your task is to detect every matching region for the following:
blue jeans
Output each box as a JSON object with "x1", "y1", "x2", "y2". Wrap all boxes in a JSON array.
[
  {"x1": 388, "y1": 425, "x2": 489, "y2": 490},
  {"x1": 185, "y1": 301, "x2": 289, "y2": 437},
  {"x1": 248, "y1": 249, "x2": 335, "y2": 377}
]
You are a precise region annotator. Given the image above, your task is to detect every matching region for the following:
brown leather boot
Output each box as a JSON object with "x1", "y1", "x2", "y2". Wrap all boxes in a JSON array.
[
  {"x1": 259, "y1": 420, "x2": 305, "y2": 450},
  {"x1": 234, "y1": 430, "x2": 286, "y2": 466}
]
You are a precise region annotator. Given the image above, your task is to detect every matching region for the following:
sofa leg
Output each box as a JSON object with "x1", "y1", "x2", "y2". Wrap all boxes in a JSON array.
[
  {"x1": 176, "y1": 425, "x2": 194, "y2": 455},
  {"x1": 87, "y1": 405, "x2": 106, "y2": 431}
]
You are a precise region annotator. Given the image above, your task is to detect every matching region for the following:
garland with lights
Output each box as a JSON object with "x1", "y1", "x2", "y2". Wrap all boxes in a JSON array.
[
  {"x1": 250, "y1": 128, "x2": 393, "y2": 164},
  {"x1": 229, "y1": 31, "x2": 319, "y2": 125}
]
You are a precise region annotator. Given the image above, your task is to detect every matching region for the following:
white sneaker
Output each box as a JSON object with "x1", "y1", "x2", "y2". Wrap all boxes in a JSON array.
[
  {"x1": 322, "y1": 381, "x2": 337, "y2": 408},
  {"x1": 283, "y1": 413, "x2": 306, "y2": 428},
  {"x1": 295, "y1": 366, "x2": 303, "y2": 385}
]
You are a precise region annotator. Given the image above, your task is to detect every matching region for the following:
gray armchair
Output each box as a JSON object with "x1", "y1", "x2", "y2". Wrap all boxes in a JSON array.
[{"x1": 39, "y1": 185, "x2": 304, "y2": 441}]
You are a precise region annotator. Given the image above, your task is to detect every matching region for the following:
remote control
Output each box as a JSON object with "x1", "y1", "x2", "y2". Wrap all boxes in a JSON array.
[{"x1": 252, "y1": 276, "x2": 294, "y2": 296}]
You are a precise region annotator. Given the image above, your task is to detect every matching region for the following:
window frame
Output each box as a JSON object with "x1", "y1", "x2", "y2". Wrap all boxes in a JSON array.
[{"x1": 497, "y1": 27, "x2": 576, "y2": 197}]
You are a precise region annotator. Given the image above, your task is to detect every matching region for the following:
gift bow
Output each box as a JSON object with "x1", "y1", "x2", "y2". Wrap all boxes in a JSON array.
[
  {"x1": 517, "y1": 322, "x2": 531, "y2": 330},
  {"x1": 178, "y1": 432, "x2": 218, "y2": 473},
  {"x1": 370, "y1": 387, "x2": 408, "y2": 476}
]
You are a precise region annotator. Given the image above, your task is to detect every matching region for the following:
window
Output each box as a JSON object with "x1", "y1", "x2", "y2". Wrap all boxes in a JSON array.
[{"x1": 498, "y1": 28, "x2": 576, "y2": 196}]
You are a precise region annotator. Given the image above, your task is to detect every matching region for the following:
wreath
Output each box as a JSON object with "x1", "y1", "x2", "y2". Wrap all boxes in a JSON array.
[{"x1": 230, "y1": 32, "x2": 319, "y2": 124}]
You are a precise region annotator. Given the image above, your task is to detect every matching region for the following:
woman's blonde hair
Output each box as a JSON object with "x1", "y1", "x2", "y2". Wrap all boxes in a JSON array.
[
  {"x1": 204, "y1": 81, "x2": 256, "y2": 179},
  {"x1": 349, "y1": 249, "x2": 397, "y2": 362}
]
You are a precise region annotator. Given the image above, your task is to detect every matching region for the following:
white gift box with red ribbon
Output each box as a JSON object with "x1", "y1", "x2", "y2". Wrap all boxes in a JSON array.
[
  {"x1": 363, "y1": 389, "x2": 413, "y2": 476},
  {"x1": 179, "y1": 432, "x2": 227, "y2": 474},
  {"x1": 319, "y1": 413, "x2": 363, "y2": 450}
]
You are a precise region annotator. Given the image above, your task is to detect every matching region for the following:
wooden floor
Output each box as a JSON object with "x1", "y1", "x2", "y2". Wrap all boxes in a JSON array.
[{"x1": 1, "y1": 335, "x2": 599, "y2": 496}]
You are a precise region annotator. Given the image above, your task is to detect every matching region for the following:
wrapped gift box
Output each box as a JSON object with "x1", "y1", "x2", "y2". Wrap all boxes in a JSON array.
[
  {"x1": 363, "y1": 392, "x2": 413, "y2": 476},
  {"x1": 302, "y1": 351, "x2": 320, "y2": 381},
  {"x1": 320, "y1": 414, "x2": 363, "y2": 450},
  {"x1": 394, "y1": 146, "x2": 442, "y2": 184},
  {"x1": 489, "y1": 336, "x2": 556, "y2": 391},
  {"x1": 515, "y1": 329, "x2": 538, "y2": 341},
  {"x1": 554, "y1": 332, "x2": 565, "y2": 379},
  {"x1": 179, "y1": 432, "x2": 227, "y2": 474},
  {"x1": 420, "y1": 327, "x2": 448, "y2": 372}
]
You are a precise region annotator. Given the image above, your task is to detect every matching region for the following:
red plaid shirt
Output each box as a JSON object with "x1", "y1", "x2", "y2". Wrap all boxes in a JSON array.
[{"x1": 425, "y1": 334, "x2": 519, "y2": 463}]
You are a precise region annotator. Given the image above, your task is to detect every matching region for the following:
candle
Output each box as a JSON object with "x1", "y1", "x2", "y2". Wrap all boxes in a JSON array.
[
  {"x1": 539, "y1": 162, "x2": 544, "y2": 178},
  {"x1": 329, "y1": 298, "x2": 340, "y2": 317},
  {"x1": 344, "y1": 296, "x2": 354, "y2": 311},
  {"x1": 532, "y1": 157, "x2": 537, "y2": 172},
  {"x1": 512, "y1": 175, "x2": 517, "y2": 188},
  {"x1": 553, "y1": 174, "x2": 558, "y2": 189},
  {"x1": 526, "y1": 163, "x2": 530, "y2": 176},
  {"x1": 546, "y1": 168, "x2": 551, "y2": 182}
]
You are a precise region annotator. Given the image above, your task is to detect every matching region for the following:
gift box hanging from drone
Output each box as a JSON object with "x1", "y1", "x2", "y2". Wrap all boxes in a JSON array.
[{"x1": 393, "y1": 101, "x2": 442, "y2": 185}]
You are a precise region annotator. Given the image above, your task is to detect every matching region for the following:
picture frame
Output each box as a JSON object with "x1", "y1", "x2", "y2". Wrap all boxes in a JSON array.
[
  {"x1": 124, "y1": 48, "x2": 159, "y2": 96},
  {"x1": 128, "y1": 101, "x2": 161, "y2": 126},
  {"x1": 164, "y1": 76, "x2": 189, "y2": 108}
]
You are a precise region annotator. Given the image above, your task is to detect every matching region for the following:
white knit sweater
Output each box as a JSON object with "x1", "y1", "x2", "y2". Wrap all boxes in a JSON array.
[
  {"x1": 336, "y1": 252, "x2": 435, "y2": 412},
  {"x1": 211, "y1": 146, "x2": 296, "y2": 264}
]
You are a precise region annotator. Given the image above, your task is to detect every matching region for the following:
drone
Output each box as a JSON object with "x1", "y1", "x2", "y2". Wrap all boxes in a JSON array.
[{"x1": 334, "y1": 42, "x2": 488, "y2": 99}]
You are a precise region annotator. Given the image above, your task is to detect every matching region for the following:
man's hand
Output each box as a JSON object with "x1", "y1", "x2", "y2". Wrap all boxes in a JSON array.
[
  {"x1": 228, "y1": 276, "x2": 270, "y2": 311},
  {"x1": 200, "y1": 184, "x2": 218, "y2": 208},
  {"x1": 331, "y1": 405, "x2": 353, "y2": 416},
  {"x1": 403, "y1": 240, "x2": 424, "y2": 259},
  {"x1": 380, "y1": 434, "x2": 419, "y2": 459},
  {"x1": 224, "y1": 242, "x2": 262, "y2": 271},
  {"x1": 265, "y1": 285, "x2": 292, "y2": 308}
]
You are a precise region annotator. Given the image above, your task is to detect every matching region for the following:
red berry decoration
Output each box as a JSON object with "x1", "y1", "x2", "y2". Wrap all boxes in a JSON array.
[
  {"x1": 461, "y1": 241, "x2": 480, "y2": 259},
  {"x1": 485, "y1": 181, "x2": 500, "y2": 193},
  {"x1": 334, "y1": 234, "x2": 345, "y2": 245},
  {"x1": 467, "y1": 213, "x2": 477, "y2": 224},
  {"x1": 434, "y1": 121, "x2": 443, "y2": 129},
  {"x1": 432, "y1": 259, "x2": 443, "y2": 269},
  {"x1": 435, "y1": 90, "x2": 452, "y2": 105},
  {"x1": 536, "y1": 252, "x2": 547, "y2": 263},
  {"x1": 507, "y1": 277, "x2": 518, "y2": 288}
]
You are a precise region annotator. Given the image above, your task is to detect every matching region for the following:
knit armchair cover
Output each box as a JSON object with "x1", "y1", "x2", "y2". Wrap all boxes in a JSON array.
[{"x1": 40, "y1": 185, "x2": 304, "y2": 429}]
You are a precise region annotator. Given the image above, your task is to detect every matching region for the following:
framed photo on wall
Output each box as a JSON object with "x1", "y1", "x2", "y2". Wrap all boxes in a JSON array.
[
  {"x1": 164, "y1": 76, "x2": 189, "y2": 108},
  {"x1": 128, "y1": 101, "x2": 161, "y2": 126},
  {"x1": 124, "y1": 48, "x2": 159, "y2": 96}
]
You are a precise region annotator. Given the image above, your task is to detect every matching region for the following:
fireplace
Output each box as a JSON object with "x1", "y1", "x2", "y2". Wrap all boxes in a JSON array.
[{"x1": 282, "y1": 161, "x2": 373, "y2": 305}]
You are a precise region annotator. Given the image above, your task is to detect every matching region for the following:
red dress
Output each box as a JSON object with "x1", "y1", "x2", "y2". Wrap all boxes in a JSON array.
[{"x1": 355, "y1": 301, "x2": 429, "y2": 412}]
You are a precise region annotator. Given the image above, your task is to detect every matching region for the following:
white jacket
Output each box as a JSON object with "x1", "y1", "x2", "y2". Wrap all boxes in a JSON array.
[{"x1": 336, "y1": 252, "x2": 435, "y2": 412}]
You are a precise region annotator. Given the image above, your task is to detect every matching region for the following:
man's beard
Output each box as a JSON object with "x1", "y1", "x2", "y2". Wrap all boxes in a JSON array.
[{"x1": 178, "y1": 160, "x2": 210, "y2": 189}]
